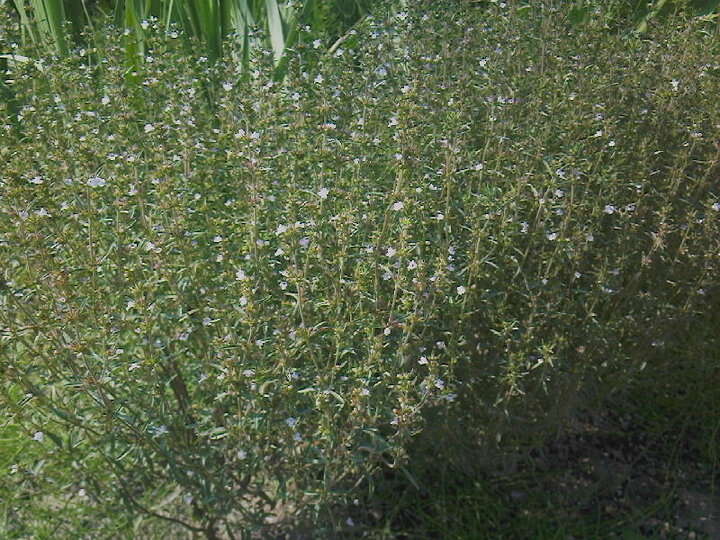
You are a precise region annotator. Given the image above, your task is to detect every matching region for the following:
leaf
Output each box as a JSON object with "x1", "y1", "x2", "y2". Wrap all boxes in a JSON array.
[
  {"x1": 568, "y1": 3, "x2": 591, "y2": 25},
  {"x1": 44, "y1": 430, "x2": 64, "y2": 449},
  {"x1": 265, "y1": 0, "x2": 285, "y2": 67},
  {"x1": 635, "y1": 0, "x2": 671, "y2": 34},
  {"x1": 32, "y1": 0, "x2": 68, "y2": 55},
  {"x1": 515, "y1": 5, "x2": 532, "y2": 18},
  {"x1": 202, "y1": 427, "x2": 228, "y2": 440}
]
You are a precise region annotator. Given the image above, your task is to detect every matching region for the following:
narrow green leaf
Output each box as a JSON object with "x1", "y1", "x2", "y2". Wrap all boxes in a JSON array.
[
  {"x1": 33, "y1": 0, "x2": 68, "y2": 55},
  {"x1": 636, "y1": 0, "x2": 671, "y2": 34},
  {"x1": 10, "y1": 1, "x2": 41, "y2": 45},
  {"x1": 265, "y1": 0, "x2": 285, "y2": 66}
]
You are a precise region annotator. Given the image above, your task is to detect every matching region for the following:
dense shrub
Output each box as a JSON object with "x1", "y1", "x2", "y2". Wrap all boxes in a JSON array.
[{"x1": 1, "y1": 2, "x2": 719, "y2": 537}]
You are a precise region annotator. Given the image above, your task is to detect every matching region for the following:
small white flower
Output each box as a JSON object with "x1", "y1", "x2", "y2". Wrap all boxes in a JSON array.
[
  {"x1": 286, "y1": 417, "x2": 298, "y2": 428},
  {"x1": 386, "y1": 247, "x2": 396, "y2": 257},
  {"x1": 546, "y1": 232, "x2": 558, "y2": 241},
  {"x1": 299, "y1": 237, "x2": 310, "y2": 248},
  {"x1": 603, "y1": 205, "x2": 616, "y2": 214},
  {"x1": 593, "y1": 130, "x2": 603, "y2": 137},
  {"x1": 418, "y1": 356, "x2": 428, "y2": 365},
  {"x1": 318, "y1": 187, "x2": 329, "y2": 199},
  {"x1": 407, "y1": 260, "x2": 418, "y2": 270},
  {"x1": 456, "y1": 285, "x2": 466, "y2": 295},
  {"x1": 383, "y1": 327, "x2": 391, "y2": 336},
  {"x1": 29, "y1": 176, "x2": 44, "y2": 184},
  {"x1": 711, "y1": 202, "x2": 720, "y2": 211},
  {"x1": 392, "y1": 201, "x2": 404, "y2": 211},
  {"x1": 87, "y1": 176, "x2": 106, "y2": 188},
  {"x1": 671, "y1": 79, "x2": 680, "y2": 91},
  {"x1": 101, "y1": 95, "x2": 110, "y2": 105},
  {"x1": 435, "y1": 213, "x2": 445, "y2": 220},
  {"x1": 314, "y1": 74, "x2": 324, "y2": 84},
  {"x1": 401, "y1": 85, "x2": 411, "y2": 94},
  {"x1": 279, "y1": 281, "x2": 288, "y2": 290},
  {"x1": 608, "y1": 140, "x2": 616, "y2": 147},
  {"x1": 144, "y1": 123, "x2": 155, "y2": 133},
  {"x1": 202, "y1": 317, "x2": 212, "y2": 326},
  {"x1": 388, "y1": 116, "x2": 399, "y2": 127},
  {"x1": 235, "y1": 269, "x2": 247, "y2": 281},
  {"x1": 213, "y1": 235, "x2": 222, "y2": 243},
  {"x1": 237, "y1": 449, "x2": 247, "y2": 460},
  {"x1": 520, "y1": 222, "x2": 529, "y2": 233},
  {"x1": 239, "y1": 296, "x2": 248, "y2": 307},
  {"x1": 382, "y1": 271, "x2": 393, "y2": 281},
  {"x1": 140, "y1": 20, "x2": 150, "y2": 30},
  {"x1": 33, "y1": 431, "x2": 44, "y2": 442},
  {"x1": 222, "y1": 82, "x2": 233, "y2": 91},
  {"x1": 313, "y1": 39, "x2": 322, "y2": 49}
]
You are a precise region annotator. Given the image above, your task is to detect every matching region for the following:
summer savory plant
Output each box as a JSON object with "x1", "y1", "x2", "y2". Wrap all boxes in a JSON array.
[{"x1": 1, "y1": 1, "x2": 719, "y2": 537}]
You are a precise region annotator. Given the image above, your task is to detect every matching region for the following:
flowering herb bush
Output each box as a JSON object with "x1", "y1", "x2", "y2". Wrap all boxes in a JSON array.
[{"x1": 1, "y1": 2, "x2": 719, "y2": 537}]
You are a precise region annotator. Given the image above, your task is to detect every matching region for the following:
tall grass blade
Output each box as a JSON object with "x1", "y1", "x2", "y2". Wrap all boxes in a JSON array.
[
  {"x1": 264, "y1": 0, "x2": 285, "y2": 67},
  {"x1": 636, "y1": 0, "x2": 671, "y2": 33},
  {"x1": 10, "y1": 0, "x2": 67, "y2": 55},
  {"x1": 272, "y1": 0, "x2": 314, "y2": 81},
  {"x1": 31, "y1": 0, "x2": 68, "y2": 55},
  {"x1": 10, "y1": 1, "x2": 41, "y2": 46},
  {"x1": 122, "y1": 0, "x2": 147, "y2": 83}
]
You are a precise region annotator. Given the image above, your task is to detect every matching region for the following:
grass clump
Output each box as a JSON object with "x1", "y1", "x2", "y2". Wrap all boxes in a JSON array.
[{"x1": 1, "y1": 2, "x2": 719, "y2": 537}]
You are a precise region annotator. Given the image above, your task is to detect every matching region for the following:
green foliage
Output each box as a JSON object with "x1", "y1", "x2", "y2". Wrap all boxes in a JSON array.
[
  {"x1": 5, "y1": 0, "x2": 380, "y2": 80},
  {"x1": 1, "y1": 1, "x2": 719, "y2": 537},
  {"x1": 567, "y1": 0, "x2": 720, "y2": 32}
]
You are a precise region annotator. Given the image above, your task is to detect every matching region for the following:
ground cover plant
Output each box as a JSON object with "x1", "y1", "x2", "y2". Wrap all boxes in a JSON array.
[{"x1": 1, "y1": 1, "x2": 720, "y2": 538}]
